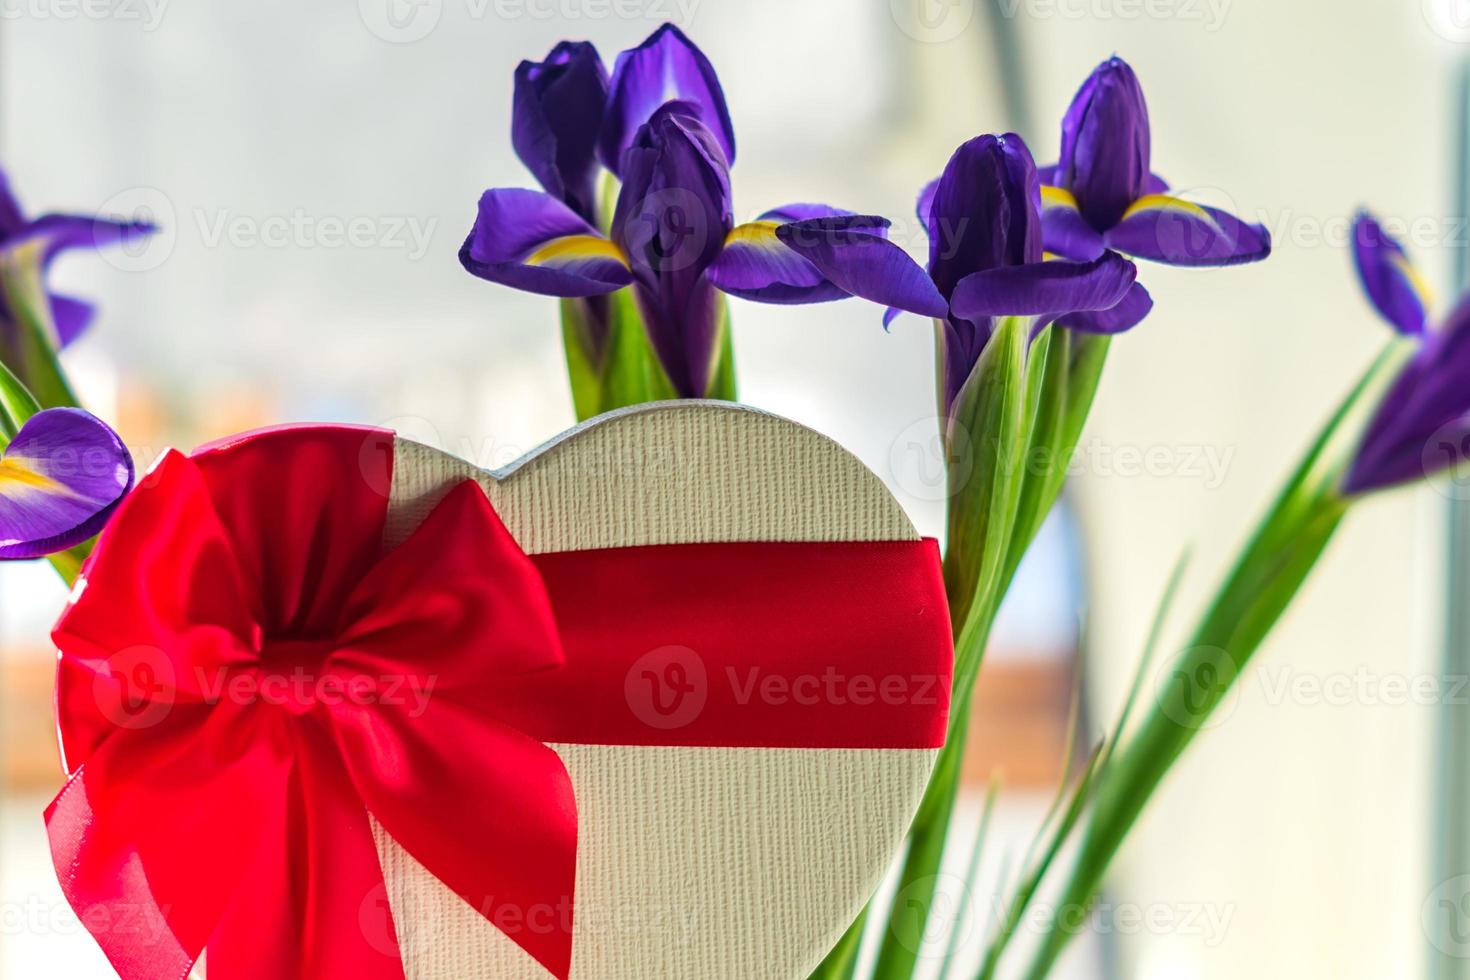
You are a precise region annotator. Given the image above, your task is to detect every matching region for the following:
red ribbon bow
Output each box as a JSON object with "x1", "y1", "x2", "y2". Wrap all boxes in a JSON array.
[{"x1": 47, "y1": 426, "x2": 952, "y2": 980}]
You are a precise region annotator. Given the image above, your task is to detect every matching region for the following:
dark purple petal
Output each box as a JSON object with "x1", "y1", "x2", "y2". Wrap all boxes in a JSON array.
[
  {"x1": 756, "y1": 203, "x2": 851, "y2": 224},
  {"x1": 1104, "y1": 196, "x2": 1271, "y2": 267},
  {"x1": 928, "y1": 133, "x2": 1043, "y2": 298},
  {"x1": 0, "y1": 168, "x2": 26, "y2": 238},
  {"x1": 949, "y1": 251, "x2": 1138, "y2": 324},
  {"x1": 705, "y1": 210, "x2": 847, "y2": 305},
  {"x1": 703, "y1": 204, "x2": 854, "y2": 304},
  {"x1": 774, "y1": 215, "x2": 949, "y2": 317},
  {"x1": 1055, "y1": 56, "x2": 1152, "y2": 231},
  {"x1": 1351, "y1": 210, "x2": 1429, "y2": 336},
  {"x1": 916, "y1": 177, "x2": 939, "y2": 236},
  {"x1": 1054, "y1": 280, "x2": 1153, "y2": 334},
  {"x1": 50, "y1": 293, "x2": 96, "y2": 348},
  {"x1": 610, "y1": 104, "x2": 733, "y2": 396},
  {"x1": 1345, "y1": 293, "x2": 1470, "y2": 494},
  {"x1": 1041, "y1": 162, "x2": 1167, "y2": 194},
  {"x1": 598, "y1": 23, "x2": 735, "y2": 177},
  {"x1": 0, "y1": 407, "x2": 133, "y2": 559},
  {"x1": 1039, "y1": 184, "x2": 1105, "y2": 261},
  {"x1": 14, "y1": 214, "x2": 157, "y2": 266},
  {"x1": 512, "y1": 40, "x2": 610, "y2": 223},
  {"x1": 460, "y1": 188, "x2": 631, "y2": 297}
]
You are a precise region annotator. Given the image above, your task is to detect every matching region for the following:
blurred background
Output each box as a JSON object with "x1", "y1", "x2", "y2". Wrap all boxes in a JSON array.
[{"x1": 0, "y1": 0, "x2": 1462, "y2": 976}]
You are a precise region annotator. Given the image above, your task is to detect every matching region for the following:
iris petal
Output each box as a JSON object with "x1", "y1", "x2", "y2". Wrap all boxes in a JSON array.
[
  {"x1": 927, "y1": 134, "x2": 1043, "y2": 298},
  {"x1": 1351, "y1": 210, "x2": 1430, "y2": 336},
  {"x1": 1039, "y1": 185, "x2": 1106, "y2": 261},
  {"x1": 0, "y1": 407, "x2": 133, "y2": 559},
  {"x1": 511, "y1": 40, "x2": 610, "y2": 222},
  {"x1": 705, "y1": 205, "x2": 855, "y2": 304},
  {"x1": 12, "y1": 214, "x2": 157, "y2": 266},
  {"x1": 1056, "y1": 56, "x2": 1153, "y2": 230},
  {"x1": 1055, "y1": 281, "x2": 1154, "y2": 334},
  {"x1": 948, "y1": 251, "x2": 1138, "y2": 325},
  {"x1": 49, "y1": 293, "x2": 97, "y2": 348},
  {"x1": 1104, "y1": 194, "x2": 1271, "y2": 267},
  {"x1": 706, "y1": 219, "x2": 843, "y2": 304},
  {"x1": 598, "y1": 23, "x2": 736, "y2": 177},
  {"x1": 460, "y1": 188, "x2": 631, "y2": 297},
  {"x1": 774, "y1": 215, "x2": 949, "y2": 318},
  {"x1": 1345, "y1": 292, "x2": 1470, "y2": 493}
]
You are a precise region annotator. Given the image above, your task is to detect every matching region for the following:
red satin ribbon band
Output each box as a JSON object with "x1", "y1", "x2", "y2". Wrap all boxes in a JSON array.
[{"x1": 45, "y1": 425, "x2": 953, "y2": 980}]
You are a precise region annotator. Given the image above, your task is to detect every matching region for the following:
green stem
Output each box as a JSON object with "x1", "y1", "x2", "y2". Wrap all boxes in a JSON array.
[{"x1": 1021, "y1": 341, "x2": 1404, "y2": 979}]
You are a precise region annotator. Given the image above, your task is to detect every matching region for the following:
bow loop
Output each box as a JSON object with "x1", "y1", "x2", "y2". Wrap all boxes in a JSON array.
[{"x1": 49, "y1": 427, "x2": 579, "y2": 980}]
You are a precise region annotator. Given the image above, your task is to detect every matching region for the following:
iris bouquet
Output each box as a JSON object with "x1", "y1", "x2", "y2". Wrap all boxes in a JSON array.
[{"x1": 454, "y1": 26, "x2": 1466, "y2": 978}]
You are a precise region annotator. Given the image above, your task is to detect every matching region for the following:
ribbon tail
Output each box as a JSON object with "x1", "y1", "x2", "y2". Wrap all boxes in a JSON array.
[
  {"x1": 45, "y1": 707, "x2": 284, "y2": 980},
  {"x1": 207, "y1": 721, "x2": 406, "y2": 980},
  {"x1": 331, "y1": 697, "x2": 578, "y2": 980}
]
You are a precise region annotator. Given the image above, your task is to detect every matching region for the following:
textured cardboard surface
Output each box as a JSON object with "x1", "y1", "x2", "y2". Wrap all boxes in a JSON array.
[{"x1": 375, "y1": 401, "x2": 938, "y2": 979}]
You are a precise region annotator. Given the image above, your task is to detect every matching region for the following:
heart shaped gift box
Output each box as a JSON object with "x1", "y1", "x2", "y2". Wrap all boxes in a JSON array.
[{"x1": 46, "y1": 401, "x2": 953, "y2": 980}]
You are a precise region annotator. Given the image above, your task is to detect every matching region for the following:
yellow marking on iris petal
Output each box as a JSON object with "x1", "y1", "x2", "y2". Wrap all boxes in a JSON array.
[
  {"x1": 1039, "y1": 185, "x2": 1081, "y2": 211},
  {"x1": 525, "y1": 234, "x2": 628, "y2": 268},
  {"x1": 1122, "y1": 193, "x2": 1214, "y2": 223},
  {"x1": 1390, "y1": 251, "x2": 1435, "y2": 310},
  {"x1": 0, "y1": 457, "x2": 73, "y2": 498},
  {"x1": 725, "y1": 220, "x2": 783, "y2": 248}
]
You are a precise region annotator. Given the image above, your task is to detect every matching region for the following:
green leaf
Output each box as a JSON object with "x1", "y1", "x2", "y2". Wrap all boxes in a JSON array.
[
  {"x1": 0, "y1": 242, "x2": 80, "y2": 410},
  {"x1": 559, "y1": 288, "x2": 683, "y2": 422},
  {"x1": 0, "y1": 357, "x2": 42, "y2": 447},
  {"x1": 975, "y1": 551, "x2": 1189, "y2": 979},
  {"x1": 937, "y1": 776, "x2": 1002, "y2": 980},
  {"x1": 1022, "y1": 340, "x2": 1405, "y2": 979},
  {"x1": 869, "y1": 318, "x2": 1042, "y2": 980},
  {"x1": 943, "y1": 316, "x2": 1035, "y2": 647},
  {"x1": 703, "y1": 296, "x2": 738, "y2": 402}
]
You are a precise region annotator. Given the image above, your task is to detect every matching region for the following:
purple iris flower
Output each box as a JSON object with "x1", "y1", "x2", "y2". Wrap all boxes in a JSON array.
[
  {"x1": 779, "y1": 134, "x2": 1145, "y2": 412},
  {"x1": 0, "y1": 168, "x2": 155, "y2": 351},
  {"x1": 1342, "y1": 211, "x2": 1470, "y2": 495},
  {"x1": 1038, "y1": 57, "x2": 1271, "y2": 268},
  {"x1": 463, "y1": 101, "x2": 933, "y2": 397},
  {"x1": 495, "y1": 24, "x2": 753, "y2": 386},
  {"x1": 510, "y1": 24, "x2": 735, "y2": 227},
  {"x1": 0, "y1": 407, "x2": 133, "y2": 559}
]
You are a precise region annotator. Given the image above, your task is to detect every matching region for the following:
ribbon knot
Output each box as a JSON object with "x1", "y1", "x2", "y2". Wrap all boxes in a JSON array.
[{"x1": 49, "y1": 428, "x2": 579, "y2": 980}]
